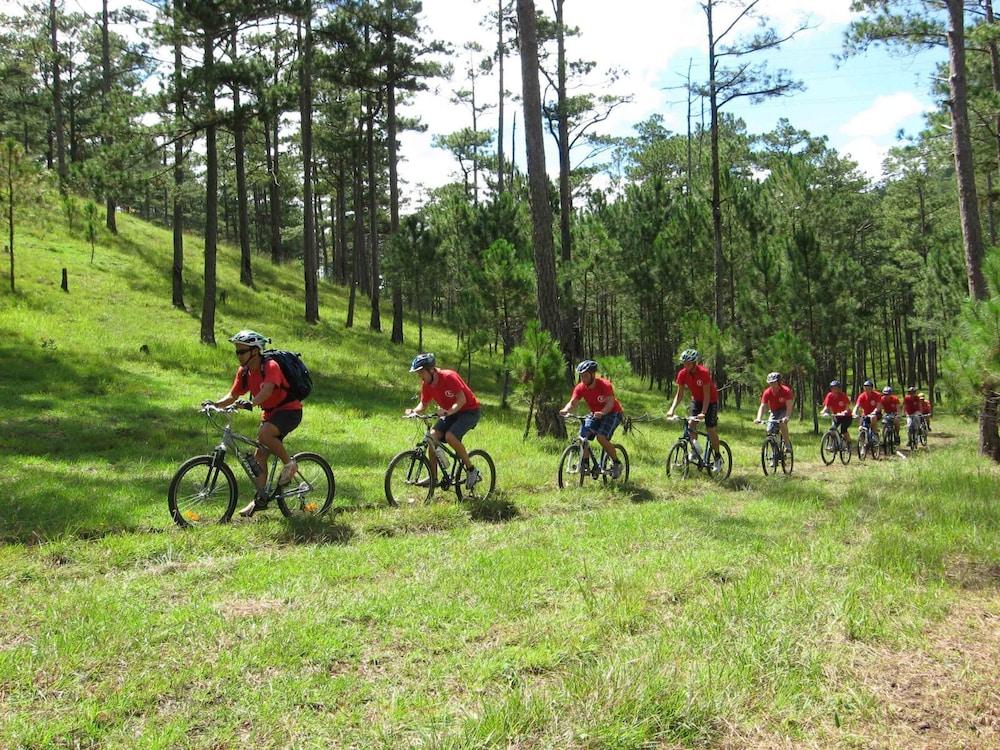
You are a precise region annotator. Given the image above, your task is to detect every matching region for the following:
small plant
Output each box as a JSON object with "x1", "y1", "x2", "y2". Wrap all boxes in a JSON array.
[{"x1": 61, "y1": 193, "x2": 79, "y2": 232}]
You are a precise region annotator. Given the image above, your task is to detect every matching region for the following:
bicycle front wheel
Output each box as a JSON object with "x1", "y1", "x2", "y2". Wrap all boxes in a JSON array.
[
  {"x1": 709, "y1": 441, "x2": 733, "y2": 480},
  {"x1": 665, "y1": 442, "x2": 690, "y2": 479},
  {"x1": 919, "y1": 427, "x2": 928, "y2": 447},
  {"x1": 455, "y1": 449, "x2": 496, "y2": 501},
  {"x1": 839, "y1": 436, "x2": 852, "y2": 464},
  {"x1": 781, "y1": 442, "x2": 794, "y2": 476},
  {"x1": 557, "y1": 443, "x2": 586, "y2": 488},
  {"x1": 601, "y1": 444, "x2": 630, "y2": 485},
  {"x1": 385, "y1": 451, "x2": 435, "y2": 507},
  {"x1": 276, "y1": 452, "x2": 335, "y2": 518},
  {"x1": 761, "y1": 438, "x2": 778, "y2": 476},
  {"x1": 820, "y1": 432, "x2": 837, "y2": 465},
  {"x1": 167, "y1": 455, "x2": 238, "y2": 527}
]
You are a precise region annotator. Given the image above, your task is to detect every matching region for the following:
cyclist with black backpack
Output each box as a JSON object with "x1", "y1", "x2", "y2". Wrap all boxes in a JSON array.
[{"x1": 204, "y1": 330, "x2": 307, "y2": 517}]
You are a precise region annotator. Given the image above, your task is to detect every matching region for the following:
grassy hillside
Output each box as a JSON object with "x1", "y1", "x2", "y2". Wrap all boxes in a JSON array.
[{"x1": 1, "y1": 200, "x2": 998, "y2": 749}]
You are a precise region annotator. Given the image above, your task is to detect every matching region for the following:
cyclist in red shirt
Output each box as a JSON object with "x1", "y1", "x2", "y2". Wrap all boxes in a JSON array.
[
  {"x1": 853, "y1": 379, "x2": 882, "y2": 435},
  {"x1": 667, "y1": 349, "x2": 722, "y2": 470},
  {"x1": 821, "y1": 380, "x2": 853, "y2": 444},
  {"x1": 919, "y1": 392, "x2": 933, "y2": 431},
  {"x1": 206, "y1": 330, "x2": 303, "y2": 517},
  {"x1": 404, "y1": 353, "x2": 482, "y2": 489},
  {"x1": 878, "y1": 386, "x2": 901, "y2": 443},
  {"x1": 903, "y1": 386, "x2": 922, "y2": 444},
  {"x1": 754, "y1": 371, "x2": 794, "y2": 453},
  {"x1": 560, "y1": 360, "x2": 625, "y2": 478}
]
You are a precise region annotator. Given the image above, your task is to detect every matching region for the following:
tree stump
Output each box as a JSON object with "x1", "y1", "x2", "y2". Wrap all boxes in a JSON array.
[{"x1": 61, "y1": 268, "x2": 68, "y2": 292}]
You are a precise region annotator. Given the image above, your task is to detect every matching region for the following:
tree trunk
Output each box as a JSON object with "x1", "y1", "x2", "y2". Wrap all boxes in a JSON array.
[
  {"x1": 336, "y1": 157, "x2": 348, "y2": 284},
  {"x1": 300, "y1": 10, "x2": 319, "y2": 324},
  {"x1": 101, "y1": 0, "x2": 117, "y2": 233},
  {"x1": 171, "y1": 16, "x2": 184, "y2": 310},
  {"x1": 496, "y1": 0, "x2": 505, "y2": 193},
  {"x1": 50, "y1": 0, "x2": 66, "y2": 189},
  {"x1": 554, "y1": 0, "x2": 575, "y2": 355},
  {"x1": 200, "y1": 31, "x2": 218, "y2": 345},
  {"x1": 367, "y1": 89, "x2": 381, "y2": 332},
  {"x1": 231, "y1": 30, "x2": 252, "y2": 288},
  {"x1": 386, "y1": 2, "x2": 404, "y2": 343}
]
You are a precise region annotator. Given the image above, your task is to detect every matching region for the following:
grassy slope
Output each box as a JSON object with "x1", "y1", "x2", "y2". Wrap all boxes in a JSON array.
[{"x1": 1, "y1": 200, "x2": 998, "y2": 749}]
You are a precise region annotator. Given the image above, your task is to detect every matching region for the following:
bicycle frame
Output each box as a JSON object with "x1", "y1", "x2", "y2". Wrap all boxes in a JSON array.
[
  {"x1": 406, "y1": 415, "x2": 464, "y2": 488},
  {"x1": 204, "y1": 406, "x2": 284, "y2": 492}
]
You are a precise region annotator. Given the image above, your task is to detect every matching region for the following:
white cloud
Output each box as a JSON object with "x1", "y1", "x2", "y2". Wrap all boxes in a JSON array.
[
  {"x1": 839, "y1": 92, "x2": 930, "y2": 138},
  {"x1": 840, "y1": 136, "x2": 889, "y2": 180}
]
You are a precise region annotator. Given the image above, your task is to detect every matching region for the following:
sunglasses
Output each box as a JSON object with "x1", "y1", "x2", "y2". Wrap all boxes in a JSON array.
[{"x1": 235, "y1": 347, "x2": 254, "y2": 357}]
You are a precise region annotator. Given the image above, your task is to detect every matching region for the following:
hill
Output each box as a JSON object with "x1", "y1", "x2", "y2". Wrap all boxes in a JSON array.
[{"x1": 1, "y1": 199, "x2": 998, "y2": 749}]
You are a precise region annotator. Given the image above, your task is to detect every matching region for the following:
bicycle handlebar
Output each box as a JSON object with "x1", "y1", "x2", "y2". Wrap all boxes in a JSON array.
[
  {"x1": 666, "y1": 414, "x2": 704, "y2": 424},
  {"x1": 200, "y1": 401, "x2": 252, "y2": 415}
]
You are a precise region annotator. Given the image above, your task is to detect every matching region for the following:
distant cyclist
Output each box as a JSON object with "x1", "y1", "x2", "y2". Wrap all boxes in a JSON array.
[
  {"x1": 205, "y1": 330, "x2": 303, "y2": 517},
  {"x1": 919, "y1": 392, "x2": 933, "y2": 431},
  {"x1": 560, "y1": 360, "x2": 625, "y2": 478},
  {"x1": 404, "y1": 353, "x2": 481, "y2": 489},
  {"x1": 667, "y1": 349, "x2": 722, "y2": 472},
  {"x1": 821, "y1": 380, "x2": 853, "y2": 446},
  {"x1": 878, "y1": 386, "x2": 901, "y2": 443},
  {"x1": 853, "y1": 379, "x2": 882, "y2": 437},
  {"x1": 754, "y1": 371, "x2": 794, "y2": 454},
  {"x1": 903, "y1": 386, "x2": 922, "y2": 444}
]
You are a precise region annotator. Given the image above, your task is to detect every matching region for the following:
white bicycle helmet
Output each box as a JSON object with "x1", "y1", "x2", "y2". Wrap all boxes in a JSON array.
[
  {"x1": 767, "y1": 372, "x2": 781, "y2": 384},
  {"x1": 228, "y1": 330, "x2": 271, "y2": 351}
]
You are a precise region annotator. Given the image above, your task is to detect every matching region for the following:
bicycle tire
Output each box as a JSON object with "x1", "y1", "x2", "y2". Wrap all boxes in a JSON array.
[
  {"x1": 709, "y1": 440, "x2": 733, "y2": 480},
  {"x1": 455, "y1": 449, "x2": 496, "y2": 501},
  {"x1": 665, "y1": 442, "x2": 690, "y2": 479},
  {"x1": 385, "y1": 450, "x2": 435, "y2": 507},
  {"x1": 820, "y1": 432, "x2": 837, "y2": 465},
  {"x1": 839, "y1": 436, "x2": 852, "y2": 465},
  {"x1": 761, "y1": 437, "x2": 778, "y2": 476},
  {"x1": 557, "y1": 443, "x2": 586, "y2": 489},
  {"x1": 919, "y1": 426, "x2": 927, "y2": 447},
  {"x1": 601, "y1": 444, "x2": 630, "y2": 485},
  {"x1": 167, "y1": 455, "x2": 238, "y2": 528},
  {"x1": 276, "y1": 452, "x2": 335, "y2": 518},
  {"x1": 782, "y1": 441, "x2": 794, "y2": 476}
]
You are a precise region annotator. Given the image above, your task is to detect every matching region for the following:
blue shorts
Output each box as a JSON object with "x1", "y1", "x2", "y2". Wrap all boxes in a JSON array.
[
  {"x1": 580, "y1": 412, "x2": 621, "y2": 440},
  {"x1": 433, "y1": 409, "x2": 480, "y2": 440}
]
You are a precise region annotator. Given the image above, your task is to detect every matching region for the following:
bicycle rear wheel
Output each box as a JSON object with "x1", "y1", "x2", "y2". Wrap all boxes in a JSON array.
[
  {"x1": 167, "y1": 455, "x2": 238, "y2": 527},
  {"x1": 820, "y1": 432, "x2": 837, "y2": 465},
  {"x1": 276, "y1": 452, "x2": 335, "y2": 518},
  {"x1": 557, "y1": 443, "x2": 586, "y2": 488},
  {"x1": 781, "y1": 442, "x2": 794, "y2": 475},
  {"x1": 665, "y1": 442, "x2": 690, "y2": 479},
  {"x1": 385, "y1": 450, "x2": 435, "y2": 507},
  {"x1": 709, "y1": 440, "x2": 733, "y2": 480},
  {"x1": 601, "y1": 444, "x2": 630, "y2": 485},
  {"x1": 455, "y1": 449, "x2": 496, "y2": 501}
]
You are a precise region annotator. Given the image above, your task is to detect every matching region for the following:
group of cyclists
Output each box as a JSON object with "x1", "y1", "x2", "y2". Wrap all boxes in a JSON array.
[{"x1": 204, "y1": 330, "x2": 935, "y2": 517}]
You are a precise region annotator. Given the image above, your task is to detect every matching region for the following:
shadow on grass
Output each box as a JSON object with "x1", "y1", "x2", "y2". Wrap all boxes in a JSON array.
[
  {"x1": 466, "y1": 490, "x2": 520, "y2": 523},
  {"x1": 274, "y1": 515, "x2": 356, "y2": 545}
]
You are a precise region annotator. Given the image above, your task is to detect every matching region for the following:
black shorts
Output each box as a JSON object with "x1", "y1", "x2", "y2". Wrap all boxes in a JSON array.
[
  {"x1": 834, "y1": 414, "x2": 853, "y2": 434},
  {"x1": 433, "y1": 409, "x2": 480, "y2": 440},
  {"x1": 264, "y1": 409, "x2": 302, "y2": 439},
  {"x1": 690, "y1": 401, "x2": 719, "y2": 428}
]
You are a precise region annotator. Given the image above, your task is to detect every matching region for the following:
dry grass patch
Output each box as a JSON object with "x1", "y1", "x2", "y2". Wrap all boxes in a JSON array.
[
  {"x1": 850, "y1": 592, "x2": 1000, "y2": 749},
  {"x1": 217, "y1": 596, "x2": 288, "y2": 620}
]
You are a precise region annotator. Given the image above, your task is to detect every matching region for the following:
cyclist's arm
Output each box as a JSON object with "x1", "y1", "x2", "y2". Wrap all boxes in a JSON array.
[
  {"x1": 754, "y1": 401, "x2": 766, "y2": 421},
  {"x1": 699, "y1": 383, "x2": 710, "y2": 417},
  {"x1": 785, "y1": 396, "x2": 794, "y2": 416},
  {"x1": 440, "y1": 390, "x2": 466, "y2": 417},
  {"x1": 667, "y1": 386, "x2": 686, "y2": 416},
  {"x1": 560, "y1": 397, "x2": 579, "y2": 415},
  {"x1": 211, "y1": 393, "x2": 238, "y2": 408},
  {"x1": 252, "y1": 381, "x2": 276, "y2": 407},
  {"x1": 406, "y1": 399, "x2": 430, "y2": 416}
]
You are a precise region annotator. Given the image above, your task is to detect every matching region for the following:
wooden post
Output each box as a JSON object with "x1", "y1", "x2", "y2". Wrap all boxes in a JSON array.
[{"x1": 61, "y1": 267, "x2": 68, "y2": 292}]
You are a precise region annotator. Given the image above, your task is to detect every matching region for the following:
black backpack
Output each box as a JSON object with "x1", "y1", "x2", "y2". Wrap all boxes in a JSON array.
[{"x1": 241, "y1": 349, "x2": 312, "y2": 404}]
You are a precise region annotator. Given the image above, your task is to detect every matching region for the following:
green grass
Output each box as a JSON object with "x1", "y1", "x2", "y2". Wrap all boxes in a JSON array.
[{"x1": 1, "y1": 197, "x2": 999, "y2": 748}]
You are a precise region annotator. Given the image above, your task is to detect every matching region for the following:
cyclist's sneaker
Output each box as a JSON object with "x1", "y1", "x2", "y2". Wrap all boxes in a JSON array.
[
  {"x1": 610, "y1": 461, "x2": 623, "y2": 479},
  {"x1": 277, "y1": 460, "x2": 298, "y2": 487},
  {"x1": 238, "y1": 493, "x2": 269, "y2": 518},
  {"x1": 415, "y1": 476, "x2": 434, "y2": 488},
  {"x1": 465, "y1": 467, "x2": 481, "y2": 490}
]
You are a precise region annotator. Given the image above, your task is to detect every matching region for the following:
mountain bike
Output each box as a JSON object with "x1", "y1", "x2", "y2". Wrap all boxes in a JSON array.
[
  {"x1": 918, "y1": 414, "x2": 929, "y2": 447},
  {"x1": 880, "y1": 413, "x2": 900, "y2": 457},
  {"x1": 756, "y1": 416, "x2": 793, "y2": 476},
  {"x1": 168, "y1": 403, "x2": 335, "y2": 527},
  {"x1": 665, "y1": 415, "x2": 732, "y2": 480},
  {"x1": 384, "y1": 414, "x2": 496, "y2": 506},
  {"x1": 820, "y1": 416, "x2": 852, "y2": 465},
  {"x1": 856, "y1": 415, "x2": 881, "y2": 461},
  {"x1": 557, "y1": 414, "x2": 630, "y2": 488}
]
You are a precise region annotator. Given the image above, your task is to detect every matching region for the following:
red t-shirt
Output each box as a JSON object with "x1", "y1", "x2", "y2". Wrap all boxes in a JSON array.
[
  {"x1": 903, "y1": 394, "x2": 922, "y2": 415},
  {"x1": 232, "y1": 359, "x2": 302, "y2": 420},
  {"x1": 881, "y1": 394, "x2": 900, "y2": 414},
  {"x1": 920, "y1": 399, "x2": 932, "y2": 415},
  {"x1": 760, "y1": 384, "x2": 794, "y2": 412},
  {"x1": 823, "y1": 390, "x2": 850, "y2": 414},
  {"x1": 421, "y1": 369, "x2": 480, "y2": 413},
  {"x1": 572, "y1": 377, "x2": 623, "y2": 414},
  {"x1": 855, "y1": 390, "x2": 882, "y2": 416},
  {"x1": 676, "y1": 364, "x2": 718, "y2": 404}
]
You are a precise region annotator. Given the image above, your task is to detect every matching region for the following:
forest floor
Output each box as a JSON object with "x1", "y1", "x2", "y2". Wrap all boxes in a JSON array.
[{"x1": 1, "y1": 201, "x2": 997, "y2": 748}]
